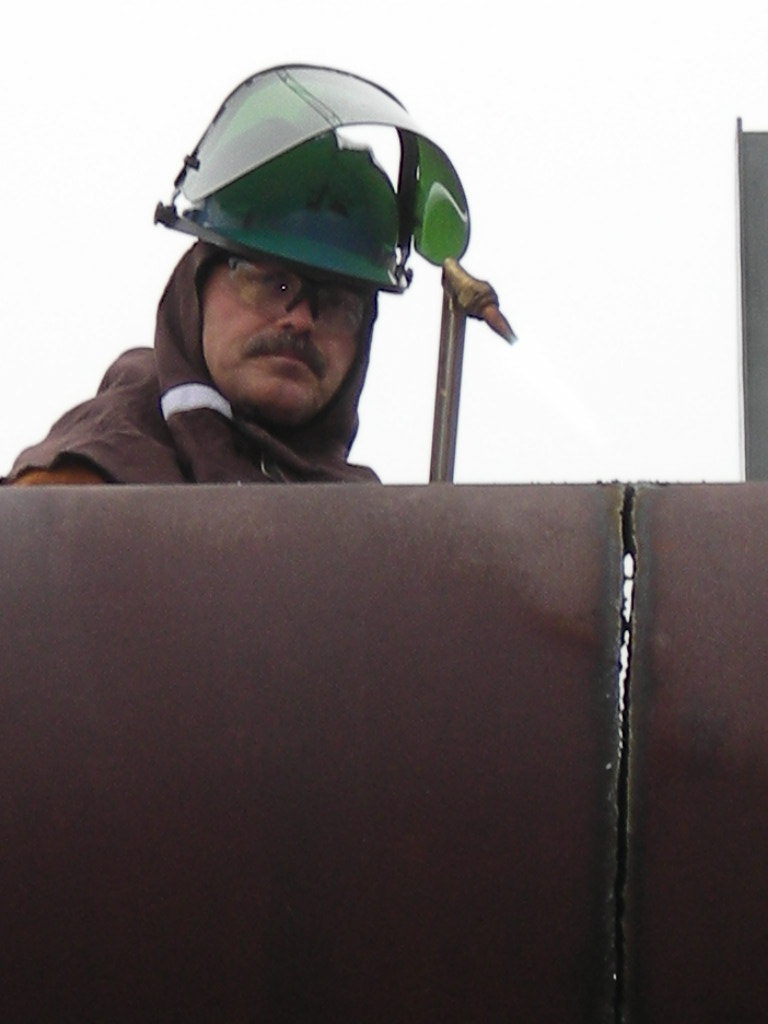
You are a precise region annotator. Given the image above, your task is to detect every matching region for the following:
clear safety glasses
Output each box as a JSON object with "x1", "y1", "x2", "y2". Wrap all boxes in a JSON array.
[{"x1": 227, "y1": 258, "x2": 367, "y2": 334}]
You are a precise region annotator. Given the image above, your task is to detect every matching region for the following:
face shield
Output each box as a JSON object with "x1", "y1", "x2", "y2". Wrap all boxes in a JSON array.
[{"x1": 155, "y1": 65, "x2": 470, "y2": 291}]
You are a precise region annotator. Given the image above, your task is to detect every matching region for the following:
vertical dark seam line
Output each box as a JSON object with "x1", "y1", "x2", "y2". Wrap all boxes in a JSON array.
[{"x1": 614, "y1": 483, "x2": 636, "y2": 1023}]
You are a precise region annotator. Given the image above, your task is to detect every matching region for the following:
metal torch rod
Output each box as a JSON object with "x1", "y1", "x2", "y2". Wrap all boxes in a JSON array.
[
  {"x1": 429, "y1": 259, "x2": 516, "y2": 483},
  {"x1": 430, "y1": 287, "x2": 468, "y2": 482}
]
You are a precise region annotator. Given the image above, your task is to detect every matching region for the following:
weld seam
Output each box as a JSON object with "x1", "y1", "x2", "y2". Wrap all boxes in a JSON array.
[{"x1": 613, "y1": 484, "x2": 636, "y2": 1023}]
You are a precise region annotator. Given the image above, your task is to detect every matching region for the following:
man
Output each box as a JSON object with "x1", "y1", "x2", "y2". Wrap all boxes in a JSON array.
[{"x1": 5, "y1": 66, "x2": 469, "y2": 486}]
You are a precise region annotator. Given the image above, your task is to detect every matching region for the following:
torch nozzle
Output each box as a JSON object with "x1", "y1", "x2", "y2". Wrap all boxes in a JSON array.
[{"x1": 442, "y1": 258, "x2": 517, "y2": 344}]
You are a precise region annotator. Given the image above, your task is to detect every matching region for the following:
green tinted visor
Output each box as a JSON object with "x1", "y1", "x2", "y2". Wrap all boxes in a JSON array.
[{"x1": 155, "y1": 65, "x2": 469, "y2": 289}]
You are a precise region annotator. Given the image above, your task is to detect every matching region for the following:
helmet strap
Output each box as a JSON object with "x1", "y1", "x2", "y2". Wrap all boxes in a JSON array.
[{"x1": 396, "y1": 130, "x2": 418, "y2": 284}]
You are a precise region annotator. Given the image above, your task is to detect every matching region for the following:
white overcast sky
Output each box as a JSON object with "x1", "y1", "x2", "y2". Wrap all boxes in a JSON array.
[{"x1": 2, "y1": 0, "x2": 767, "y2": 483}]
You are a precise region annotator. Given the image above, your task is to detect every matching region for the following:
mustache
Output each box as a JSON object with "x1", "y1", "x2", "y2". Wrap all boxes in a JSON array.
[{"x1": 242, "y1": 330, "x2": 327, "y2": 378}]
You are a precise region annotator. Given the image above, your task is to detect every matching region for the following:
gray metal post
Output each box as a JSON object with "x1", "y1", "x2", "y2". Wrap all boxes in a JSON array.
[{"x1": 737, "y1": 119, "x2": 768, "y2": 479}]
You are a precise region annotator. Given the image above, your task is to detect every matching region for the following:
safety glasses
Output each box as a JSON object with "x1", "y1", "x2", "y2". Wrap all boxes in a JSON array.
[{"x1": 227, "y1": 257, "x2": 367, "y2": 334}]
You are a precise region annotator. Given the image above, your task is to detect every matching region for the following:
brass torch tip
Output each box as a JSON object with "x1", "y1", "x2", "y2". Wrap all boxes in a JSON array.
[
  {"x1": 483, "y1": 306, "x2": 517, "y2": 344},
  {"x1": 442, "y1": 258, "x2": 516, "y2": 343}
]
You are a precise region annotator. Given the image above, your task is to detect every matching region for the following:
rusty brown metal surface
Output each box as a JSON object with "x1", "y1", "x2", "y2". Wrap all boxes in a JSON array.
[
  {"x1": 626, "y1": 483, "x2": 768, "y2": 1022},
  {"x1": 1, "y1": 484, "x2": 622, "y2": 1022}
]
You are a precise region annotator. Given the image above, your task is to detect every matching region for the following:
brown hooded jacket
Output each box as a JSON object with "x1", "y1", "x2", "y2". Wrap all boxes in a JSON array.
[{"x1": 6, "y1": 243, "x2": 380, "y2": 486}]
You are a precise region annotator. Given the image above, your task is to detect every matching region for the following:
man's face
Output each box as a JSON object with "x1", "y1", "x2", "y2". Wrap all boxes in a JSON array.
[{"x1": 201, "y1": 257, "x2": 367, "y2": 426}]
